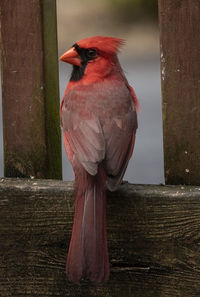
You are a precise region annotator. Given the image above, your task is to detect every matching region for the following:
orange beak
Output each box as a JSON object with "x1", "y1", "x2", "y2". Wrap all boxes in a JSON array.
[{"x1": 59, "y1": 47, "x2": 81, "y2": 66}]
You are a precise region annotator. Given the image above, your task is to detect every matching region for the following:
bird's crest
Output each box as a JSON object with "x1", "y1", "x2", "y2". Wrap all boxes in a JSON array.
[{"x1": 77, "y1": 36, "x2": 125, "y2": 55}]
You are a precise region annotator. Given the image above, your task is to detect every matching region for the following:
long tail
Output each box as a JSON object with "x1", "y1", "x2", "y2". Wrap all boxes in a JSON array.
[{"x1": 66, "y1": 166, "x2": 109, "y2": 282}]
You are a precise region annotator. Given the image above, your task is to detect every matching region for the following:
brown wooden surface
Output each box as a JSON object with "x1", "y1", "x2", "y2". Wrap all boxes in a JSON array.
[
  {"x1": 1, "y1": 178, "x2": 200, "y2": 296},
  {"x1": 41, "y1": 0, "x2": 62, "y2": 179},
  {"x1": 159, "y1": 0, "x2": 200, "y2": 185},
  {"x1": 0, "y1": 0, "x2": 61, "y2": 179}
]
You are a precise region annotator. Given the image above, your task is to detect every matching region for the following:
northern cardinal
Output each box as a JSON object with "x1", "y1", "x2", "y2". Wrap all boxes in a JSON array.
[{"x1": 60, "y1": 36, "x2": 139, "y2": 283}]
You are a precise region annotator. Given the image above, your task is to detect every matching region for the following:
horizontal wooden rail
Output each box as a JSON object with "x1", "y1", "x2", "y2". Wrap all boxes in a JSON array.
[{"x1": 0, "y1": 179, "x2": 200, "y2": 296}]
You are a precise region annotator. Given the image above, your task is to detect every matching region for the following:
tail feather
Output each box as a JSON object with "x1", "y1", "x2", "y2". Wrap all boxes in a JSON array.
[{"x1": 66, "y1": 167, "x2": 109, "y2": 282}]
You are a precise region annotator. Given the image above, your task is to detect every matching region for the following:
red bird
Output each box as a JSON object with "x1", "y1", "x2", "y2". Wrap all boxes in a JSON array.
[{"x1": 60, "y1": 36, "x2": 139, "y2": 283}]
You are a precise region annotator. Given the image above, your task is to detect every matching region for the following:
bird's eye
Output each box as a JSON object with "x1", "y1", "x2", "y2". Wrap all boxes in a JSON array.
[{"x1": 86, "y1": 49, "x2": 97, "y2": 59}]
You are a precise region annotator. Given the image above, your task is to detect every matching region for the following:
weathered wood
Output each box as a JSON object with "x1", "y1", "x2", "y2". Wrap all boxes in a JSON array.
[
  {"x1": 41, "y1": 0, "x2": 62, "y2": 179},
  {"x1": 159, "y1": 0, "x2": 200, "y2": 185},
  {"x1": 0, "y1": 0, "x2": 61, "y2": 178},
  {"x1": 1, "y1": 178, "x2": 200, "y2": 296}
]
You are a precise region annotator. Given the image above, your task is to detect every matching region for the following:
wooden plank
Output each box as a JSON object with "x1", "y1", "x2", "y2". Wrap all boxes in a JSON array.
[
  {"x1": 159, "y1": 0, "x2": 200, "y2": 185},
  {"x1": 0, "y1": 178, "x2": 200, "y2": 296},
  {"x1": 41, "y1": 0, "x2": 62, "y2": 179},
  {"x1": 0, "y1": 0, "x2": 61, "y2": 179}
]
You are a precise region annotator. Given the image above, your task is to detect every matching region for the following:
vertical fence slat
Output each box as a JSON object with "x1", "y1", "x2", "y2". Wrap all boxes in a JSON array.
[
  {"x1": 0, "y1": 0, "x2": 62, "y2": 179},
  {"x1": 159, "y1": 0, "x2": 200, "y2": 185},
  {"x1": 41, "y1": 0, "x2": 62, "y2": 179}
]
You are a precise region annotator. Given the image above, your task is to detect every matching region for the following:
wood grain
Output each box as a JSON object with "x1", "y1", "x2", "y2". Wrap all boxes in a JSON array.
[
  {"x1": 159, "y1": 0, "x2": 200, "y2": 185},
  {"x1": 0, "y1": 0, "x2": 61, "y2": 179},
  {"x1": 41, "y1": 0, "x2": 62, "y2": 179},
  {"x1": 1, "y1": 178, "x2": 200, "y2": 296}
]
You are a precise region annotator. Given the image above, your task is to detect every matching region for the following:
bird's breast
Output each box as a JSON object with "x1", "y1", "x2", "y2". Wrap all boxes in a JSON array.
[{"x1": 64, "y1": 79, "x2": 134, "y2": 120}]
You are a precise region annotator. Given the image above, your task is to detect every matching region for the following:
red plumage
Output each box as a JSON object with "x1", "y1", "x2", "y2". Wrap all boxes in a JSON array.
[{"x1": 60, "y1": 36, "x2": 139, "y2": 282}]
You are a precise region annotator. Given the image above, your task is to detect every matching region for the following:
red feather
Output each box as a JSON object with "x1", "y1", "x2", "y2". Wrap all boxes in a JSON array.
[
  {"x1": 77, "y1": 36, "x2": 125, "y2": 55},
  {"x1": 60, "y1": 36, "x2": 139, "y2": 282}
]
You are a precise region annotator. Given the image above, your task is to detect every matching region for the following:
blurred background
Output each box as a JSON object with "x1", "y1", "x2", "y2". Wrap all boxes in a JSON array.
[
  {"x1": 0, "y1": 0, "x2": 164, "y2": 184},
  {"x1": 57, "y1": 0, "x2": 164, "y2": 184}
]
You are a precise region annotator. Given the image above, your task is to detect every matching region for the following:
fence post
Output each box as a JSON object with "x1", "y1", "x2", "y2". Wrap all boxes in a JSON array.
[
  {"x1": 0, "y1": 0, "x2": 62, "y2": 179},
  {"x1": 158, "y1": 0, "x2": 200, "y2": 185}
]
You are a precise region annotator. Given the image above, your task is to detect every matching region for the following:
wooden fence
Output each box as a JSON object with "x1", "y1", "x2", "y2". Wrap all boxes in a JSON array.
[
  {"x1": 159, "y1": 0, "x2": 200, "y2": 185},
  {"x1": 1, "y1": 179, "x2": 200, "y2": 297},
  {"x1": 0, "y1": 0, "x2": 62, "y2": 179},
  {"x1": 0, "y1": 0, "x2": 200, "y2": 296}
]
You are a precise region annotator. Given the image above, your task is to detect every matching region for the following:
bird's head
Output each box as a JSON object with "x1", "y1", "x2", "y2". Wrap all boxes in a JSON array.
[{"x1": 59, "y1": 36, "x2": 124, "y2": 82}]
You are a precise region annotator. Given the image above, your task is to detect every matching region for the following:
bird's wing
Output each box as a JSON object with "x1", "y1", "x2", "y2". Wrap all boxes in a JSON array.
[
  {"x1": 103, "y1": 106, "x2": 137, "y2": 191},
  {"x1": 62, "y1": 80, "x2": 138, "y2": 185},
  {"x1": 61, "y1": 96, "x2": 105, "y2": 176}
]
